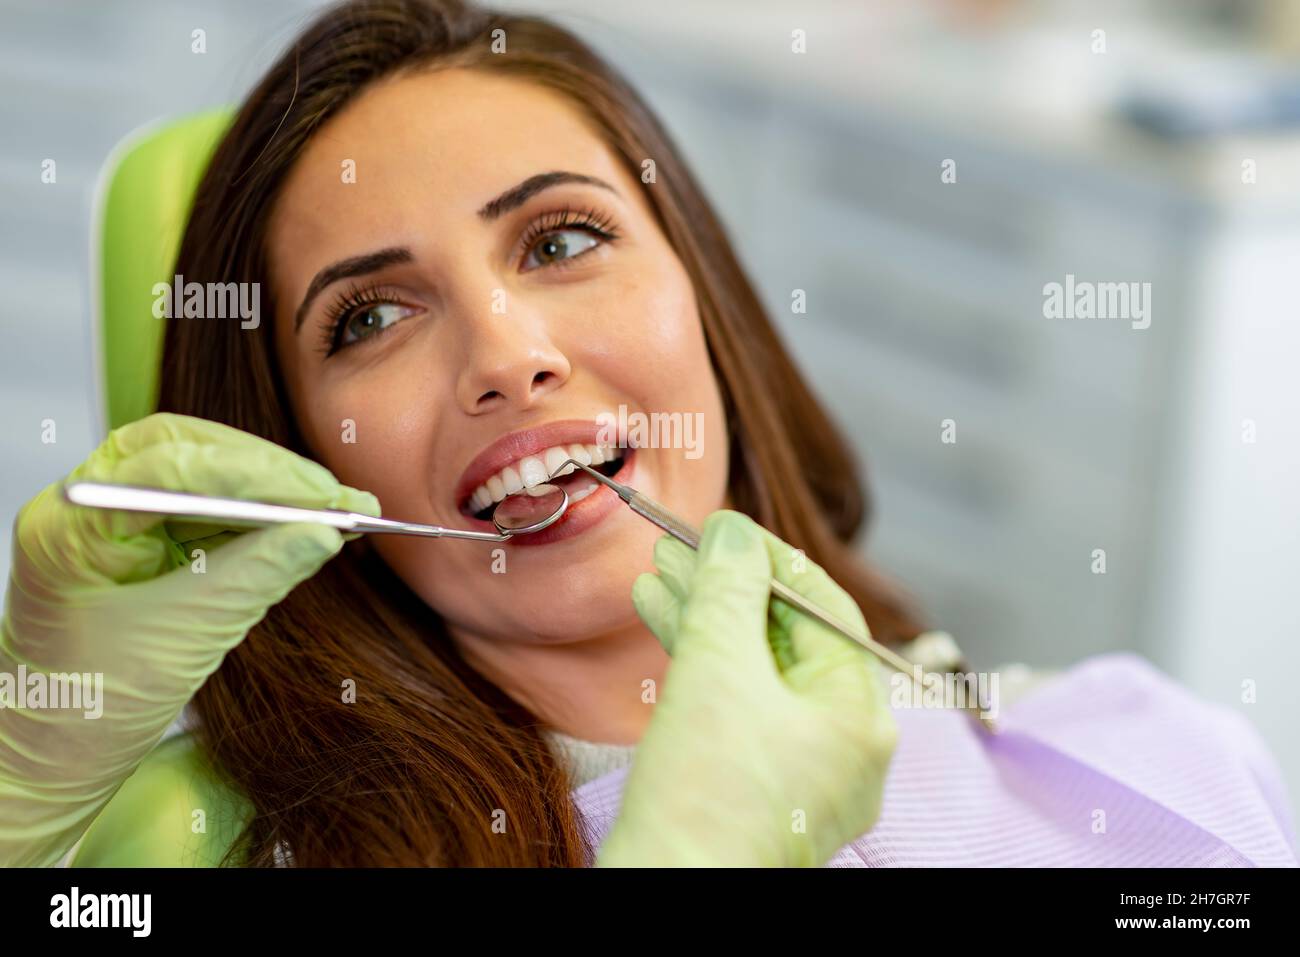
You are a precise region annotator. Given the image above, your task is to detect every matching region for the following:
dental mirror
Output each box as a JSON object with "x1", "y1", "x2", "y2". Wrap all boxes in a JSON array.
[{"x1": 490, "y1": 483, "x2": 568, "y2": 536}]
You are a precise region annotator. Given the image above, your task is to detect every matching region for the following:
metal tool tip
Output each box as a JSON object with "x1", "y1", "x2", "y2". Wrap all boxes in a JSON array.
[{"x1": 549, "y1": 458, "x2": 633, "y2": 501}]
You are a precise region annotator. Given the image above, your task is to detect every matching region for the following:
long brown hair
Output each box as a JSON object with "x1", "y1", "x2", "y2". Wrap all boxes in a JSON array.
[{"x1": 156, "y1": 0, "x2": 926, "y2": 867}]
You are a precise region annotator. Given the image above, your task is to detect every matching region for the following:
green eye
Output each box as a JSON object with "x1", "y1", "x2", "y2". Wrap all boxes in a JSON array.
[
  {"x1": 342, "y1": 302, "x2": 411, "y2": 345},
  {"x1": 523, "y1": 229, "x2": 599, "y2": 271}
]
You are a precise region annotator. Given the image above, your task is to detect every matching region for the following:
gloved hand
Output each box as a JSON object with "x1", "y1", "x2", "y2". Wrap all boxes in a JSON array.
[
  {"x1": 0, "y1": 412, "x2": 379, "y2": 867},
  {"x1": 596, "y1": 510, "x2": 898, "y2": 867}
]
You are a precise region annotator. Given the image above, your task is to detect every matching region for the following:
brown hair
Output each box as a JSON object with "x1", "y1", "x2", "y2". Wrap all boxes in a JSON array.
[{"x1": 156, "y1": 0, "x2": 926, "y2": 867}]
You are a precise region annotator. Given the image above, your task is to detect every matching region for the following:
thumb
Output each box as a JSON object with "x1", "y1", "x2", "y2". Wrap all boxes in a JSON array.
[
  {"x1": 675, "y1": 511, "x2": 774, "y2": 673},
  {"x1": 631, "y1": 572, "x2": 683, "y2": 655}
]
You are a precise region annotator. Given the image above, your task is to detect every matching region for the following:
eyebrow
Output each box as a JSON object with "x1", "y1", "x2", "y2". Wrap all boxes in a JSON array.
[
  {"x1": 476, "y1": 170, "x2": 619, "y2": 221},
  {"x1": 293, "y1": 247, "x2": 414, "y2": 332},
  {"x1": 294, "y1": 170, "x2": 619, "y2": 332}
]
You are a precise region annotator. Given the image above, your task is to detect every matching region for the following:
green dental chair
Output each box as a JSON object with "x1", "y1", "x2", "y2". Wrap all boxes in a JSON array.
[{"x1": 71, "y1": 109, "x2": 255, "y2": 867}]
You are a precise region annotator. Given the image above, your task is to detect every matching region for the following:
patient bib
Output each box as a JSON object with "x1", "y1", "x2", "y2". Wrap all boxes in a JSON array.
[{"x1": 571, "y1": 653, "x2": 1298, "y2": 867}]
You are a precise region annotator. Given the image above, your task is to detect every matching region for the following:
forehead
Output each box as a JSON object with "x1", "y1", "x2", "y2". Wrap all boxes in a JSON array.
[{"x1": 268, "y1": 67, "x2": 623, "y2": 270}]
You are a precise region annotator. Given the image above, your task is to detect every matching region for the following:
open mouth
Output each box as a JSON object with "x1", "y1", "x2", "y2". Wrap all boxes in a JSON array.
[{"x1": 461, "y1": 443, "x2": 627, "y2": 522}]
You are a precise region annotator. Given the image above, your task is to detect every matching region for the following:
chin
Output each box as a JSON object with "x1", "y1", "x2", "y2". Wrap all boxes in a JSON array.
[{"x1": 502, "y1": 565, "x2": 644, "y2": 643}]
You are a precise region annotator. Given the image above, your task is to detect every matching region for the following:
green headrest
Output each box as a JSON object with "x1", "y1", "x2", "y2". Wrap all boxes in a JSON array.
[{"x1": 94, "y1": 108, "x2": 234, "y2": 434}]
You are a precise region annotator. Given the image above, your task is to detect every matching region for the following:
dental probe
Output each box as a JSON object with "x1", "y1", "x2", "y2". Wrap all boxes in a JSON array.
[
  {"x1": 553, "y1": 458, "x2": 999, "y2": 735},
  {"x1": 61, "y1": 480, "x2": 569, "y2": 542}
]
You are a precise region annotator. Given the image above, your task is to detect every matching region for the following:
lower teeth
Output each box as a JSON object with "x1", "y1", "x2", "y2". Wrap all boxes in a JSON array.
[
  {"x1": 471, "y1": 455, "x2": 622, "y2": 520},
  {"x1": 567, "y1": 480, "x2": 599, "y2": 504}
]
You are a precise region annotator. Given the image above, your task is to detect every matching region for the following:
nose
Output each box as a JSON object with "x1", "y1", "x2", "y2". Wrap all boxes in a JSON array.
[{"x1": 453, "y1": 294, "x2": 572, "y2": 415}]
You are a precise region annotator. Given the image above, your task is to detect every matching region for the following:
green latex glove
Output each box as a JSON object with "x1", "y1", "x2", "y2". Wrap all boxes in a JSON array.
[
  {"x1": 597, "y1": 510, "x2": 898, "y2": 867},
  {"x1": 0, "y1": 412, "x2": 378, "y2": 867}
]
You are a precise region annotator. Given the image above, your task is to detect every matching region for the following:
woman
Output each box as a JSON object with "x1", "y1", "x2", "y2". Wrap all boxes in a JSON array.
[
  {"x1": 1, "y1": 0, "x2": 1293, "y2": 869},
  {"x1": 2, "y1": 0, "x2": 908, "y2": 868}
]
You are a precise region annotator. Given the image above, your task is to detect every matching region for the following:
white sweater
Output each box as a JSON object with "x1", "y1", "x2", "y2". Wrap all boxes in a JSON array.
[{"x1": 543, "y1": 729, "x2": 638, "y2": 789}]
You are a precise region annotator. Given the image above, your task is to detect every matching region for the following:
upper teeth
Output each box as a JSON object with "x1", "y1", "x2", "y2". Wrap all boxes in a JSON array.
[{"x1": 468, "y1": 443, "x2": 621, "y2": 514}]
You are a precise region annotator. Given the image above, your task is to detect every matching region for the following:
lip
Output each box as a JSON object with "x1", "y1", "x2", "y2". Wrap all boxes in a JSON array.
[
  {"x1": 503, "y1": 448, "x2": 636, "y2": 547},
  {"x1": 449, "y1": 446, "x2": 637, "y2": 546},
  {"x1": 453, "y1": 418, "x2": 625, "y2": 516}
]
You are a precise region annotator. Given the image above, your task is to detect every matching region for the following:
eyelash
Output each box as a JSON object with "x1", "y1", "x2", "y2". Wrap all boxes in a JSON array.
[
  {"x1": 514, "y1": 204, "x2": 620, "y2": 266},
  {"x1": 317, "y1": 205, "x2": 622, "y2": 357}
]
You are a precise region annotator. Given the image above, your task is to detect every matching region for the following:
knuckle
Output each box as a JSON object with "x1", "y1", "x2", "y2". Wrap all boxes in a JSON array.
[
  {"x1": 13, "y1": 486, "x2": 56, "y2": 557},
  {"x1": 652, "y1": 533, "x2": 688, "y2": 566}
]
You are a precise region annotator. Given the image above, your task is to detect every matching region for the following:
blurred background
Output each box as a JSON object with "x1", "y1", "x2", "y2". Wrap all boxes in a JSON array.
[{"x1": 2, "y1": 0, "x2": 1298, "y2": 817}]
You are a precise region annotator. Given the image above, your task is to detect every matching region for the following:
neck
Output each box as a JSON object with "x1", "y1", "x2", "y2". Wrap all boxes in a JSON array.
[{"x1": 449, "y1": 617, "x2": 668, "y2": 746}]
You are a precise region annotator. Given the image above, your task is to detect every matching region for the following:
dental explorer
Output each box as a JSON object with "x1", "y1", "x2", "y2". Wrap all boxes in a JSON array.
[{"x1": 551, "y1": 458, "x2": 1000, "y2": 735}]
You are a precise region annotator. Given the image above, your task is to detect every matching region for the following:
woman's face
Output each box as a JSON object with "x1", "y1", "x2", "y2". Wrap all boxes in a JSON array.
[{"x1": 268, "y1": 67, "x2": 729, "y2": 649}]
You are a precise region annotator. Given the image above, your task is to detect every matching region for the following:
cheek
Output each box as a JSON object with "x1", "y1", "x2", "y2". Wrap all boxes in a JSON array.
[
  {"x1": 288, "y1": 376, "x2": 439, "y2": 511},
  {"x1": 571, "y1": 258, "x2": 711, "y2": 393},
  {"x1": 629, "y1": 262, "x2": 700, "y2": 351},
  {"x1": 582, "y1": 260, "x2": 730, "y2": 512}
]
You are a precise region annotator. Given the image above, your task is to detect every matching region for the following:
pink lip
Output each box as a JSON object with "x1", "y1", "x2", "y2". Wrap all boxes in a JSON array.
[
  {"x1": 504, "y1": 449, "x2": 637, "y2": 547},
  {"x1": 449, "y1": 447, "x2": 637, "y2": 546},
  {"x1": 453, "y1": 418, "x2": 621, "y2": 514}
]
